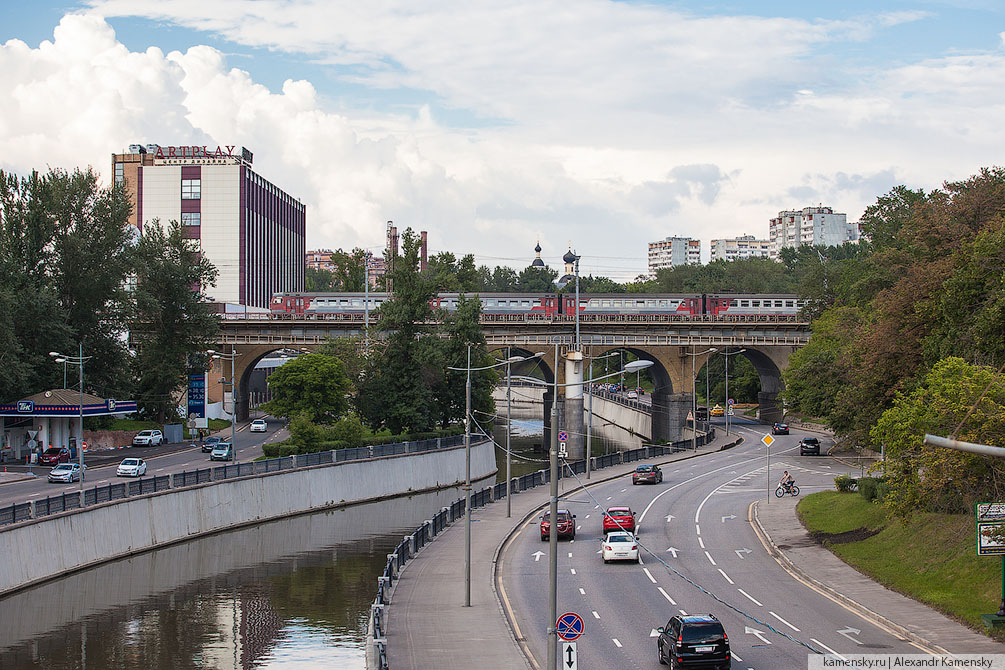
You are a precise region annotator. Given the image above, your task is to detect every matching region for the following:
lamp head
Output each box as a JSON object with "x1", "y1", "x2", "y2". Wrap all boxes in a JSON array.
[
  {"x1": 55, "y1": 358, "x2": 66, "y2": 363},
  {"x1": 624, "y1": 360, "x2": 654, "y2": 373},
  {"x1": 206, "y1": 349, "x2": 217, "y2": 355},
  {"x1": 48, "y1": 351, "x2": 62, "y2": 357},
  {"x1": 708, "y1": 348, "x2": 718, "y2": 353}
]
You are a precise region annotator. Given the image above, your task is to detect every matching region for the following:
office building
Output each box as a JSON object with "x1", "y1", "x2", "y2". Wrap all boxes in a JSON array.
[
  {"x1": 768, "y1": 206, "x2": 858, "y2": 260},
  {"x1": 710, "y1": 235, "x2": 771, "y2": 262},
  {"x1": 112, "y1": 143, "x2": 305, "y2": 309},
  {"x1": 648, "y1": 236, "x2": 701, "y2": 277}
]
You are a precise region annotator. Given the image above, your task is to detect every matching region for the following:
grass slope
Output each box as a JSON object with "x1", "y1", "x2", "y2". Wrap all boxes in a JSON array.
[{"x1": 798, "y1": 491, "x2": 1002, "y2": 636}]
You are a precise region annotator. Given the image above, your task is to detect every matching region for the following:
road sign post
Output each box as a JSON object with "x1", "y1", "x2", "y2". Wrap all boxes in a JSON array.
[
  {"x1": 977, "y1": 503, "x2": 1005, "y2": 627},
  {"x1": 761, "y1": 434, "x2": 775, "y2": 503}
]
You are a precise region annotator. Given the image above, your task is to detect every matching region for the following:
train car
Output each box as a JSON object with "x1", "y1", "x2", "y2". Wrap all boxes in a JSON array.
[
  {"x1": 561, "y1": 294, "x2": 702, "y2": 317},
  {"x1": 705, "y1": 293, "x2": 805, "y2": 316}
]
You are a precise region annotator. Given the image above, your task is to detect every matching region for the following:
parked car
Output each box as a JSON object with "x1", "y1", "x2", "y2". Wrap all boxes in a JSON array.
[
  {"x1": 799, "y1": 437, "x2": 821, "y2": 456},
  {"x1": 38, "y1": 447, "x2": 70, "y2": 465},
  {"x1": 540, "y1": 509, "x2": 576, "y2": 541},
  {"x1": 657, "y1": 614, "x2": 731, "y2": 668},
  {"x1": 116, "y1": 458, "x2": 147, "y2": 477},
  {"x1": 201, "y1": 436, "x2": 221, "y2": 453},
  {"x1": 250, "y1": 419, "x2": 267, "y2": 433},
  {"x1": 627, "y1": 391, "x2": 639, "y2": 399},
  {"x1": 210, "y1": 442, "x2": 234, "y2": 461},
  {"x1": 632, "y1": 464, "x2": 663, "y2": 485},
  {"x1": 47, "y1": 463, "x2": 84, "y2": 483},
  {"x1": 602, "y1": 531, "x2": 638, "y2": 563},
  {"x1": 603, "y1": 506, "x2": 636, "y2": 534},
  {"x1": 132, "y1": 430, "x2": 163, "y2": 446},
  {"x1": 771, "y1": 422, "x2": 789, "y2": 435}
]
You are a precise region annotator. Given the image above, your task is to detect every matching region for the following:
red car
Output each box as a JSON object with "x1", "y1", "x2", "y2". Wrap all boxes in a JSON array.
[
  {"x1": 540, "y1": 509, "x2": 576, "y2": 541},
  {"x1": 603, "y1": 506, "x2": 636, "y2": 534},
  {"x1": 38, "y1": 447, "x2": 71, "y2": 465}
]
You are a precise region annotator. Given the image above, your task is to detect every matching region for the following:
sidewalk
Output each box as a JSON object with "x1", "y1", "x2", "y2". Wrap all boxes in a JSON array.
[
  {"x1": 384, "y1": 435, "x2": 738, "y2": 670},
  {"x1": 751, "y1": 497, "x2": 1004, "y2": 654}
]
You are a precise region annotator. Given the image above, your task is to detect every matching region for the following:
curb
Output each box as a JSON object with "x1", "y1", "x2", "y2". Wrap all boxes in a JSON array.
[{"x1": 747, "y1": 499, "x2": 948, "y2": 655}]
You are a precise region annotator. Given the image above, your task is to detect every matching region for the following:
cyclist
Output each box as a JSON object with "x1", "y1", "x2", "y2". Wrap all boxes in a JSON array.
[{"x1": 779, "y1": 470, "x2": 795, "y2": 492}]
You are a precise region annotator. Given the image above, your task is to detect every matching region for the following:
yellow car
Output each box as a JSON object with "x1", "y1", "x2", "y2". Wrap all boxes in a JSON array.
[{"x1": 710, "y1": 405, "x2": 724, "y2": 417}]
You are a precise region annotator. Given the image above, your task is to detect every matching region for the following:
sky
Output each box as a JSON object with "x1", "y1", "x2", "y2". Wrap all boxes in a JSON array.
[{"x1": 2, "y1": 2, "x2": 1005, "y2": 280}]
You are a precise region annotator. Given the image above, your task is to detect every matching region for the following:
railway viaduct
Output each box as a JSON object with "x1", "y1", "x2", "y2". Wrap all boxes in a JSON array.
[{"x1": 212, "y1": 313, "x2": 810, "y2": 451}]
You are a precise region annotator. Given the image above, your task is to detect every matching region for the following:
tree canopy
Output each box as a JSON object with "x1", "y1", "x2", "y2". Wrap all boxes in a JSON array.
[{"x1": 262, "y1": 353, "x2": 352, "y2": 423}]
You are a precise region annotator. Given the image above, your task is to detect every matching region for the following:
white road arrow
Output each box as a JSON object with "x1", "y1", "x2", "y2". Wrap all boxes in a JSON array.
[
  {"x1": 665, "y1": 514, "x2": 676, "y2": 522},
  {"x1": 650, "y1": 629, "x2": 660, "y2": 638},
  {"x1": 735, "y1": 548, "x2": 752, "y2": 559},
  {"x1": 666, "y1": 547, "x2": 679, "y2": 558},
  {"x1": 745, "y1": 627, "x2": 771, "y2": 645},
  {"x1": 532, "y1": 551, "x2": 545, "y2": 562},
  {"x1": 722, "y1": 514, "x2": 736, "y2": 523},
  {"x1": 837, "y1": 627, "x2": 863, "y2": 644}
]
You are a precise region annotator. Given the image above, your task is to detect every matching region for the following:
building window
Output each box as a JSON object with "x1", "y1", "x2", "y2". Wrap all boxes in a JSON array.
[
  {"x1": 181, "y1": 212, "x2": 201, "y2": 227},
  {"x1": 181, "y1": 179, "x2": 201, "y2": 200},
  {"x1": 114, "y1": 163, "x2": 124, "y2": 185}
]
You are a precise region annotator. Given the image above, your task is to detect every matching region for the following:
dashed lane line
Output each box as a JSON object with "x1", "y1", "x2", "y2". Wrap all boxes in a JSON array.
[
  {"x1": 658, "y1": 587, "x2": 677, "y2": 605},
  {"x1": 718, "y1": 568, "x2": 734, "y2": 584},
  {"x1": 737, "y1": 588, "x2": 763, "y2": 606},
  {"x1": 769, "y1": 611, "x2": 800, "y2": 632}
]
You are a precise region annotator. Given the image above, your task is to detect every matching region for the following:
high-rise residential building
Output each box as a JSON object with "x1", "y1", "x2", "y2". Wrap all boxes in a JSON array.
[
  {"x1": 306, "y1": 249, "x2": 335, "y2": 271},
  {"x1": 768, "y1": 206, "x2": 859, "y2": 260},
  {"x1": 112, "y1": 143, "x2": 305, "y2": 309},
  {"x1": 710, "y1": 235, "x2": 771, "y2": 262},
  {"x1": 648, "y1": 236, "x2": 701, "y2": 277}
]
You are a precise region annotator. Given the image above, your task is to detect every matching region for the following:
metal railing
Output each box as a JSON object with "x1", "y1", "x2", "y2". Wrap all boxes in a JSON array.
[
  {"x1": 2, "y1": 434, "x2": 472, "y2": 528},
  {"x1": 365, "y1": 427, "x2": 722, "y2": 668}
]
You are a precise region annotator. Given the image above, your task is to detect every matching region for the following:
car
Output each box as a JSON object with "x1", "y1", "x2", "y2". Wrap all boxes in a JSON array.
[
  {"x1": 38, "y1": 447, "x2": 70, "y2": 465},
  {"x1": 540, "y1": 509, "x2": 576, "y2": 541},
  {"x1": 710, "y1": 405, "x2": 724, "y2": 417},
  {"x1": 116, "y1": 458, "x2": 147, "y2": 477},
  {"x1": 602, "y1": 531, "x2": 638, "y2": 563},
  {"x1": 627, "y1": 391, "x2": 639, "y2": 399},
  {"x1": 201, "y1": 436, "x2": 222, "y2": 453},
  {"x1": 632, "y1": 464, "x2": 663, "y2": 485},
  {"x1": 250, "y1": 419, "x2": 267, "y2": 433},
  {"x1": 210, "y1": 442, "x2": 234, "y2": 461},
  {"x1": 657, "y1": 614, "x2": 731, "y2": 668},
  {"x1": 47, "y1": 463, "x2": 84, "y2": 483},
  {"x1": 799, "y1": 437, "x2": 821, "y2": 456},
  {"x1": 771, "y1": 422, "x2": 789, "y2": 435},
  {"x1": 132, "y1": 430, "x2": 163, "y2": 446},
  {"x1": 603, "y1": 506, "x2": 636, "y2": 534}
]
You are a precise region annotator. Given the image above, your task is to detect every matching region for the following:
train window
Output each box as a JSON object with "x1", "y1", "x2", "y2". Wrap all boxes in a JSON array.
[
  {"x1": 613, "y1": 300, "x2": 623, "y2": 308},
  {"x1": 774, "y1": 300, "x2": 782, "y2": 307},
  {"x1": 751, "y1": 300, "x2": 760, "y2": 307},
  {"x1": 589, "y1": 299, "x2": 599, "y2": 307},
  {"x1": 740, "y1": 301, "x2": 749, "y2": 307},
  {"x1": 785, "y1": 300, "x2": 794, "y2": 307},
  {"x1": 485, "y1": 299, "x2": 496, "y2": 307},
  {"x1": 730, "y1": 300, "x2": 738, "y2": 307},
  {"x1": 602, "y1": 300, "x2": 611, "y2": 307},
  {"x1": 522, "y1": 301, "x2": 530, "y2": 307},
  {"x1": 647, "y1": 300, "x2": 656, "y2": 307},
  {"x1": 351, "y1": 299, "x2": 361, "y2": 306}
]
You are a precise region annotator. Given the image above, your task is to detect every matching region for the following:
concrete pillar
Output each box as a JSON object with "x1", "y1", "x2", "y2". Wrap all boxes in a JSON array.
[
  {"x1": 564, "y1": 350, "x2": 584, "y2": 460},
  {"x1": 654, "y1": 392, "x2": 690, "y2": 443},
  {"x1": 757, "y1": 391, "x2": 782, "y2": 425}
]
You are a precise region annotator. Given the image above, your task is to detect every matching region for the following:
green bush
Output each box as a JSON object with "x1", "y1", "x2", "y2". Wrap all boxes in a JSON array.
[
  {"x1": 326, "y1": 415, "x2": 366, "y2": 448},
  {"x1": 858, "y1": 477, "x2": 887, "y2": 501},
  {"x1": 288, "y1": 412, "x2": 323, "y2": 450},
  {"x1": 834, "y1": 474, "x2": 858, "y2": 492}
]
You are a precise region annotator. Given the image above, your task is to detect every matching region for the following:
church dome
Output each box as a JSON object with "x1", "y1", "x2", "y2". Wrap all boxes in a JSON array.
[{"x1": 563, "y1": 248, "x2": 577, "y2": 264}]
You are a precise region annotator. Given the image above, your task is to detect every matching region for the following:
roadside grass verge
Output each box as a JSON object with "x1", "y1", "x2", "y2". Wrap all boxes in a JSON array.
[{"x1": 797, "y1": 491, "x2": 1002, "y2": 636}]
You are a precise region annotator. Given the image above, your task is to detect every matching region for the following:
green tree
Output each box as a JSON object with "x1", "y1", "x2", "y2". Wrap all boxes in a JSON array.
[
  {"x1": 489, "y1": 266, "x2": 519, "y2": 292},
  {"x1": 425, "y1": 252, "x2": 479, "y2": 291},
  {"x1": 517, "y1": 265, "x2": 558, "y2": 291},
  {"x1": 130, "y1": 219, "x2": 219, "y2": 423},
  {"x1": 305, "y1": 266, "x2": 339, "y2": 292},
  {"x1": 263, "y1": 353, "x2": 352, "y2": 423},
  {"x1": 428, "y1": 294, "x2": 497, "y2": 428}
]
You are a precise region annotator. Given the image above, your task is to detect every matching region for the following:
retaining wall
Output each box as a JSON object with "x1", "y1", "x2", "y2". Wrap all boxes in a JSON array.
[
  {"x1": 0, "y1": 440, "x2": 496, "y2": 596},
  {"x1": 587, "y1": 394, "x2": 652, "y2": 440}
]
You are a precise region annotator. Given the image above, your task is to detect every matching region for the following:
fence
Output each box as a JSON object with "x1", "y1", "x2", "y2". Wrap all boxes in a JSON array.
[
  {"x1": 2, "y1": 434, "x2": 474, "y2": 528},
  {"x1": 366, "y1": 428, "x2": 720, "y2": 669}
]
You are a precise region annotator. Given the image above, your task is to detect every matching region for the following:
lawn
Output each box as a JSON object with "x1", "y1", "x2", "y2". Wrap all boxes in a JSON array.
[{"x1": 798, "y1": 491, "x2": 1002, "y2": 635}]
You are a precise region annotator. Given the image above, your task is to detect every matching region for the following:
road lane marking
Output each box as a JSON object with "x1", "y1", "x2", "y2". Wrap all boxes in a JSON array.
[
  {"x1": 811, "y1": 638, "x2": 846, "y2": 660},
  {"x1": 717, "y1": 568, "x2": 734, "y2": 584},
  {"x1": 585, "y1": 514, "x2": 590, "y2": 519},
  {"x1": 570, "y1": 568, "x2": 576, "y2": 575},
  {"x1": 731, "y1": 650, "x2": 743, "y2": 662},
  {"x1": 568, "y1": 552, "x2": 573, "y2": 558},
  {"x1": 576, "y1": 525, "x2": 581, "y2": 530},
  {"x1": 606, "y1": 496, "x2": 612, "y2": 500},
  {"x1": 679, "y1": 609, "x2": 688, "y2": 616},
  {"x1": 704, "y1": 551, "x2": 717, "y2": 566},
  {"x1": 592, "y1": 611, "x2": 600, "y2": 618},
  {"x1": 612, "y1": 639, "x2": 622, "y2": 648},
  {"x1": 695, "y1": 524, "x2": 701, "y2": 535},
  {"x1": 620, "y1": 488, "x2": 626, "y2": 492},
  {"x1": 737, "y1": 588, "x2": 762, "y2": 606},
  {"x1": 658, "y1": 587, "x2": 676, "y2": 605},
  {"x1": 698, "y1": 537, "x2": 705, "y2": 549},
  {"x1": 579, "y1": 588, "x2": 586, "y2": 595},
  {"x1": 769, "y1": 611, "x2": 799, "y2": 632},
  {"x1": 643, "y1": 567, "x2": 657, "y2": 583}
]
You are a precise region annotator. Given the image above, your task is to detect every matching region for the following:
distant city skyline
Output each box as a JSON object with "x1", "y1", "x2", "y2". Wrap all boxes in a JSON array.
[{"x1": 3, "y1": 2, "x2": 1005, "y2": 279}]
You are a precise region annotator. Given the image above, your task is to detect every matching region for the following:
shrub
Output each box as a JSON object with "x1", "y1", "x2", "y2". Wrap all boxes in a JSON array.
[
  {"x1": 326, "y1": 415, "x2": 366, "y2": 448},
  {"x1": 834, "y1": 474, "x2": 858, "y2": 492},
  {"x1": 288, "y1": 412, "x2": 323, "y2": 451},
  {"x1": 857, "y1": 477, "x2": 887, "y2": 501}
]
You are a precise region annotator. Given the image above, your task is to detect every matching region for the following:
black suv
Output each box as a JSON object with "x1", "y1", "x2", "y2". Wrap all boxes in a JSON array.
[
  {"x1": 800, "y1": 437, "x2": 821, "y2": 456},
  {"x1": 201, "y1": 436, "x2": 221, "y2": 453},
  {"x1": 657, "y1": 614, "x2": 730, "y2": 668}
]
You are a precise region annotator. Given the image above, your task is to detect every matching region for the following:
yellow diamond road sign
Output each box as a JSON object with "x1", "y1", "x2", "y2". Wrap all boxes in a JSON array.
[{"x1": 761, "y1": 434, "x2": 775, "y2": 448}]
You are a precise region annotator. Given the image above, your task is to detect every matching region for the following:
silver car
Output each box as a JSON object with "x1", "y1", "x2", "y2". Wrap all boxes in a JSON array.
[
  {"x1": 116, "y1": 458, "x2": 147, "y2": 477},
  {"x1": 48, "y1": 463, "x2": 84, "y2": 483}
]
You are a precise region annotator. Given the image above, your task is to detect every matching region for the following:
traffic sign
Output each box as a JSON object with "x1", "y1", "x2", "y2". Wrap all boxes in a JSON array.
[
  {"x1": 556, "y1": 612, "x2": 584, "y2": 641},
  {"x1": 561, "y1": 641, "x2": 578, "y2": 669},
  {"x1": 977, "y1": 503, "x2": 1005, "y2": 556},
  {"x1": 686, "y1": 410, "x2": 694, "y2": 421},
  {"x1": 761, "y1": 434, "x2": 775, "y2": 448},
  {"x1": 558, "y1": 431, "x2": 569, "y2": 442},
  {"x1": 727, "y1": 398, "x2": 735, "y2": 405}
]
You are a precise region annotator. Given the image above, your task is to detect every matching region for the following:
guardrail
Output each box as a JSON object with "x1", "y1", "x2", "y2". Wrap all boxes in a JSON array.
[
  {"x1": 366, "y1": 428, "x2": 720, "y2": 669},
  {"x1": 3, "y1": 434, "x2": 470, "y2": 528}
]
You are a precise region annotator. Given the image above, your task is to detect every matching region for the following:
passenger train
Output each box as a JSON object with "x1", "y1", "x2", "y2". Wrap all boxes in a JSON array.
[{"x1": 269, "y1": 292, "x2": 807, "y2": 320}]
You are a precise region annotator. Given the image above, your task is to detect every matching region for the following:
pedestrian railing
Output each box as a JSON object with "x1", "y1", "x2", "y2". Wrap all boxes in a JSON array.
[
  {"x1": 365, "y1": 428, "x2": 721, "y2": 669},
  {"x1": 3, "y1": 433, "x2": 473, "y2": 528}
]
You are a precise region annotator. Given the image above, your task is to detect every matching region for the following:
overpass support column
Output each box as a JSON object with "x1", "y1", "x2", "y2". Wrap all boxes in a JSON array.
[
  {"x1": 564, "y1": 351, "x2": 584, "y2": 461},
  {"x1": 757, "y1": 392, "x2": 782, "y2": 425},
  {"x1": 652, "y1": 389, "x2": 690, "y2": 444}
]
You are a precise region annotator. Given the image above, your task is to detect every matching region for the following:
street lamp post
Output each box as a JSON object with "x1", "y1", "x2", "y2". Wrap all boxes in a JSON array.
[
  {"x1": 447, "y1": 348, "x2": 544, "y2": 604},
  {"x1": 49, "y1": 345, "x2": 90, "y2": 497},
  {"x1": 683, "y1": 347, "x2": 717, "y2": 451}
]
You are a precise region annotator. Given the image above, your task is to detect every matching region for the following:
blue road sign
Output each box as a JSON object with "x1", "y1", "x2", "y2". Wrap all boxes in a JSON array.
[
  {"x1": 557, "y1": 612, "x2": 584, "y2": 641},
  {"x1": 558, "y1": 431, "x2": 569, "y2": 442}
]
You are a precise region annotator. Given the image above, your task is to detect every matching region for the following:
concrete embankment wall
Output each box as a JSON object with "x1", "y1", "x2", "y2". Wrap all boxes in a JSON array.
[
  {"x1": 0, "y1": 440, "x2": 496, "y2": 597},
  {"x1": 587, "y1": 394, "x2": 652, "y2": 440}
]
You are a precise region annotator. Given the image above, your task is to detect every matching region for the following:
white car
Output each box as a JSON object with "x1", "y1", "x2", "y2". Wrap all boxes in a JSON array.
[
  {"x1": 48, "y1": 463, "x2": 84, "y2": 483},
  {"x1": 250, "y1": 419, "x2": 267, "y2": 433},
  {"x1": 601, "y1": 531, "x2": 639, "y2": 563},
  {"x1": 116, "y1": 458, "x2": 147, "y2": 477},
  {"x1": 627, "y1": 391, "x2": 639, "y2": 399},
  {"x1": 132, "y1": 430, "x2": 163, "y2": 446}
]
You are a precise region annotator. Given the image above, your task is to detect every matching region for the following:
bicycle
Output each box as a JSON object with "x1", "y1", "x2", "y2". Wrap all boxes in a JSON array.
[{"x1": 775, "y1": 482, "x2": 800, "y2": 497}]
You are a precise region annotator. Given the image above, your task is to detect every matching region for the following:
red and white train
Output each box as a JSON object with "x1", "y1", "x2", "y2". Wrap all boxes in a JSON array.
[{"x1": 269, "y1": 292, "x2": 807, "y2": 320}]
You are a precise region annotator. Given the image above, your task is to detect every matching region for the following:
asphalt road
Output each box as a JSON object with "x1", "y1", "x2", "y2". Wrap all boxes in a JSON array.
[
  {"x1": 501, "y1": 418, "x2": 923, "y2": 669},
  {"x1": 0, "y1": 418, "x2": 286, "y2": 506}
]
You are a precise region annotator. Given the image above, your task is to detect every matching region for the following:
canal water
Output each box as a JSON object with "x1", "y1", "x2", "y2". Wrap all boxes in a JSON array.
[{"x1": 0, "y1": 408, "x2": 640, "y2": 669}]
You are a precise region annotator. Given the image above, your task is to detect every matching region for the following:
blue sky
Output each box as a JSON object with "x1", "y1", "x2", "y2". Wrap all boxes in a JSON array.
[{"x1": 2, "y1": 1, "x2": 1004, "y2": 277}]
